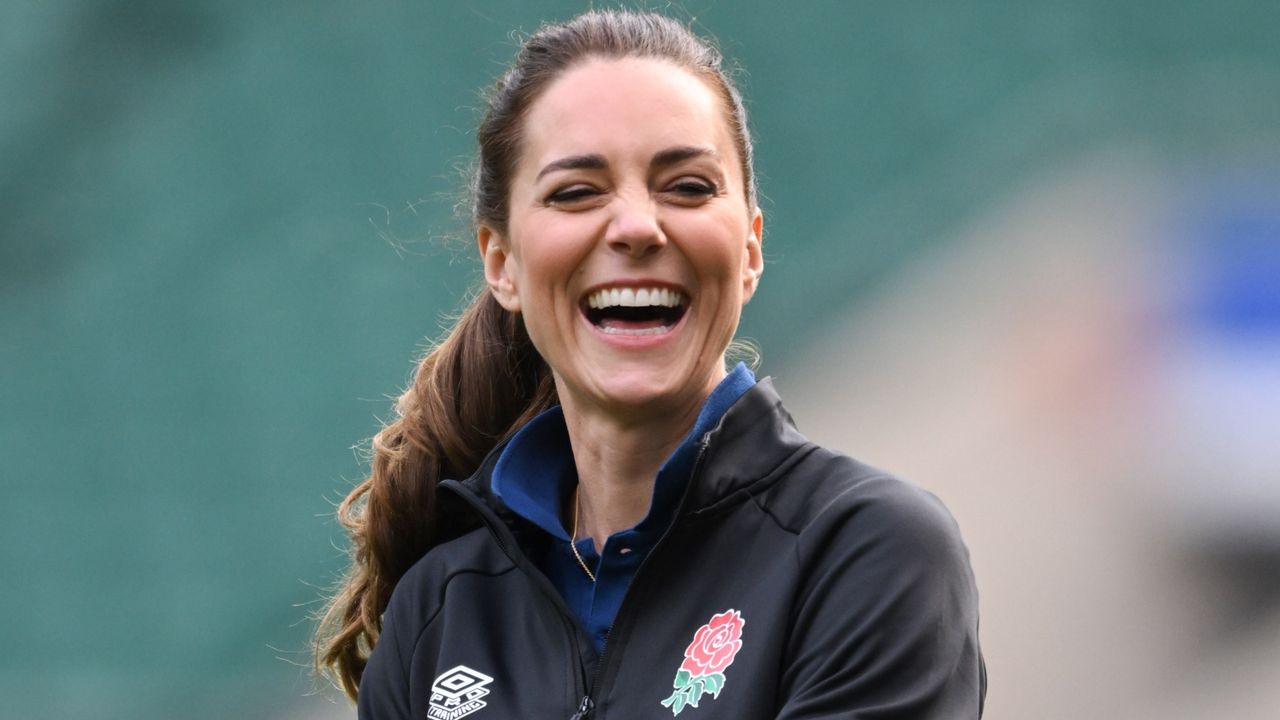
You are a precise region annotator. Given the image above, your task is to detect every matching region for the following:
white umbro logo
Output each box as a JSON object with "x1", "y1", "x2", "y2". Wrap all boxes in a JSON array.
[{"x1": 428, "y1": 665, "x2": 495, "y2": 720}]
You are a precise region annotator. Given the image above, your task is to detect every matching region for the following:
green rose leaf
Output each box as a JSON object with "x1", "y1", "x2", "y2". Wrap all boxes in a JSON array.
[
  {"x1": 663, "y1": 675, "x2": 705, "y2": 716},
  {"x1": 690, "y1": 680, "x2": 705, "y2": 707},
  {"x1": 703, "y1": 672, "x2": 725, "y2": 697}
]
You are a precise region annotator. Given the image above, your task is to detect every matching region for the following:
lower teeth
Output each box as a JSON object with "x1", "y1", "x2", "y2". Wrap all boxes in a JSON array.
[{"x1": 600, "y1": 325, "x2": 671, "y2": 336}]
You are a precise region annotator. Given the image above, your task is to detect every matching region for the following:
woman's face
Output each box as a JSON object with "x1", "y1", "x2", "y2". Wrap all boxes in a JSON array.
[{"x1": 480, "y1": 57, "x2": 763, "y2": 418}]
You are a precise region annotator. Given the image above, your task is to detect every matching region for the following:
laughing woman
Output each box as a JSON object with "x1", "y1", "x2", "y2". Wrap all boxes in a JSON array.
[{"x1": 316, "y1": 10, "x2": 985, "y2": 719}]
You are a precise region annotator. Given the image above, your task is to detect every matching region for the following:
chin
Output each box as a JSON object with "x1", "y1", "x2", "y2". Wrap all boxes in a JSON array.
[
  {"x1": 547, "y1": 368, "x2": 663, "y2": 413},
  {"x1": 592, "y1": 361, "x2": 719, "y2": 414},
  {"x1": 596, "y1": 373, "x2": 683, "y2": 408}
]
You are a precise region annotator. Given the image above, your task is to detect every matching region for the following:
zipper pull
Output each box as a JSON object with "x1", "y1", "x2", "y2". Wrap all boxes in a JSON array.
[{"x1": 569, "y1": 695, "x2": 594, "y2": 719}]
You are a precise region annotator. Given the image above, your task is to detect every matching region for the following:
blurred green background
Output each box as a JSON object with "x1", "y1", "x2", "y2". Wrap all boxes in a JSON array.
[{"x1": 3, "y1": 1, "x2": 1278, "y2": 718}]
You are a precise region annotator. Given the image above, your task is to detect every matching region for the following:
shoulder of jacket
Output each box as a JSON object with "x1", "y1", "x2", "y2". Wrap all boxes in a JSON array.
[
  {"x1": 755, "y1": 448, "x2": 965, "y2": 551},
  {"x1": 383, "y1": 525, "x2": 517, "y2": 641}
]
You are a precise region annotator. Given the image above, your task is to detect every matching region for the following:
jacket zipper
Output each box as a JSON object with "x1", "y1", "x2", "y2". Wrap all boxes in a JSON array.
[
  {"x1": 444, "y1": 428, "x2": 718, "y2": 720},
  {"x1": 569, "y1": 695, "x2": 594, "y2": 720},
  {"x1": 570, "y1": 431, "x2": 716, "y2": 718},
  {"x1": 439, "y1": 480, "x2": 596, "y2": 719}
]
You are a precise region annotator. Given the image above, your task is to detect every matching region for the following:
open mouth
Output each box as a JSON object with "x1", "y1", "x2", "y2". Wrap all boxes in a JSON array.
[{"x1": 581, "y1": 286, "x2": 688, "y2": 336}]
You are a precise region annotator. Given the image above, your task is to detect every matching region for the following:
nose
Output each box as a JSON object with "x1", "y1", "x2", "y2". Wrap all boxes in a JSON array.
[{"x1": 604, "y1": 197, "x2": 665, "y2": 259}]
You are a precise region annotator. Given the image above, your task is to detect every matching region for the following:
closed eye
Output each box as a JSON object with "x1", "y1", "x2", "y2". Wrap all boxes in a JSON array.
[
  {"x1": 546, "y1": 185, "x2": 603, "y2": 205},
  {"x1": 672, "y1": 181, "x2": 714, "y2": 194},
  {"x1": 664, "y1": 178, "x2": 717, "y2": 203}
]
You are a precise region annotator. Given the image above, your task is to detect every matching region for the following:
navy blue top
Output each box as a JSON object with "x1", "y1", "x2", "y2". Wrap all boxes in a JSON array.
[{"x1": 491, "y1": 363, "x2": 757, "y2": 654}]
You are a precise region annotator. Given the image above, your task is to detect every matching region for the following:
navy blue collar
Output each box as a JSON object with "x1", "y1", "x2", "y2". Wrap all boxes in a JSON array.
[{"x1": 492, "y1": 363, "x2": 757, "y2": 542}]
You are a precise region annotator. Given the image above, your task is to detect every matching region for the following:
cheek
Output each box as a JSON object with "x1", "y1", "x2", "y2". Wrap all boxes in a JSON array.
[
  {"x1": 508, "y1": 218, "x2": 598, "y2": 324},
  {"x1": 683, "y1": 215, "x2": 750, "y2": 289},
  {"x1": 509, "y1": 222, "x2": 576, "y2": 290}
]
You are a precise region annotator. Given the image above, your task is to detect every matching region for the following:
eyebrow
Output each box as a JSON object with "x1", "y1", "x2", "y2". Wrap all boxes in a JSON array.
[
  {"x1": 534, "y1": 146, "x2": 720, "y2": 181},
  {"x1": 651, "y1": 145, "x2": 719, "y2": 169},
  {"x1": 536, "y1": 154, "x2": 607, "y2": 181}
]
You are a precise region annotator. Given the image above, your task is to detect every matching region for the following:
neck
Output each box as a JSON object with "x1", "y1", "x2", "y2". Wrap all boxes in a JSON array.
[{"x1": 559, "y1": 384, "x2": 714, "y2": 553}]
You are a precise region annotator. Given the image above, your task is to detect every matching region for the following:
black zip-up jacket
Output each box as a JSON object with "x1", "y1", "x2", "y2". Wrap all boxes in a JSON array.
[{"x1": 358, "y1": 379, "x2": 986, "y2": 719}]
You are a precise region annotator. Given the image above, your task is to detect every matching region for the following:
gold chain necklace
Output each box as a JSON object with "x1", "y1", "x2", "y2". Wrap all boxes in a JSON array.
[{"x1": 570, "y1": 488, "x2": 597, "y2": 583}]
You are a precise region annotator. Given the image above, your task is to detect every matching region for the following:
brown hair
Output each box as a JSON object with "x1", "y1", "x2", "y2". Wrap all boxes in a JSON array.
[{"x1": 314, "y1": 9, "x2": 757, "y2": 699}]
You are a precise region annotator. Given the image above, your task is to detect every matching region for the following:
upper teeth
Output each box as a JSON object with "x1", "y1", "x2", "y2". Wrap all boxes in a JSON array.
[{"x1": 586, "y1": 287, "x2": 686, "y2": 309}]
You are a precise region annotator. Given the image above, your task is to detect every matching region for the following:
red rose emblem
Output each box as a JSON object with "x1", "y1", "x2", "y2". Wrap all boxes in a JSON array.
[
  {"x1": 679, "y1": 609, "x2": 745, "y2": 677},
  {"x1": 662, "y1": 610, "x2": 746, "y2": 715}
]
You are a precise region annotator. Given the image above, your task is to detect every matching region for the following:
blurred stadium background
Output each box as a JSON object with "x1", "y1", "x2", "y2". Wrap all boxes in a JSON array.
[{"x1": 2, "y1": 1, "x2": 1278, "y2": 718}]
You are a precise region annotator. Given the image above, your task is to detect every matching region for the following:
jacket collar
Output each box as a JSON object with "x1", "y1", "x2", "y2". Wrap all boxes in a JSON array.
[
  {"x1": 679, "y1": 377, "x2": 812, "y2": 515},
  {"x1": 488, "y1": 363, "x2": 757, "y2": 540},
  {"x1": 440, "y1": 377, "x2": 811, "y2": 541}
]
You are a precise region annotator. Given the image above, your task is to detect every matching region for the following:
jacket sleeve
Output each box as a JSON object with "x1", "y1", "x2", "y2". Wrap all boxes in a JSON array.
[
  {"x1": 356, "y1": 585, "x2": 415, "y2": 720},
  {"x1": 775, "y1": 477, "x2": 986, "y2": 719}
]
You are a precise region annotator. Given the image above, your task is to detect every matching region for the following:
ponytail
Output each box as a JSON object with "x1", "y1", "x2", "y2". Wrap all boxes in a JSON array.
[{"x1": 314, "y1": 292, "x2": 555, "y2": 698}]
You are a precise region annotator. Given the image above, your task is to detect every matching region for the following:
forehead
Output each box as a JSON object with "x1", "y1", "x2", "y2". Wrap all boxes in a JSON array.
[{"x1": 518, "y1": 57, "x2": 738, "y2": 176}]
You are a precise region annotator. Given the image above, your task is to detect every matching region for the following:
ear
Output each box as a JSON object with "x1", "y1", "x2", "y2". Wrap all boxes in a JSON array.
[
  {"x1": 741, "y1": 207, "x2": 764, "y2": 303},
  {"x1": 478, "y1": 225, "x2": 521, "y2": 312}
]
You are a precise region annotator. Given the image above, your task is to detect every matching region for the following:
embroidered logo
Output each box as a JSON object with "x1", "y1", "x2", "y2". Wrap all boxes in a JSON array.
[
  {"x1": 660, "y1": 609, "x2": 745, "y2": 716},
  {"x1": 427, "y1": 665, "x2": 494, "y2": 720}
]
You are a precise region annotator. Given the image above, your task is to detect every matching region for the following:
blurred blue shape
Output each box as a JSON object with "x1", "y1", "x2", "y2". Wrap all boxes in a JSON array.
[
  {"x1": 1164, "y1": 182, "x2": 1280, "y2": 556},
  {"x1": 1190, "y1": 194, "x2": 1280, "y2": 337}
]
